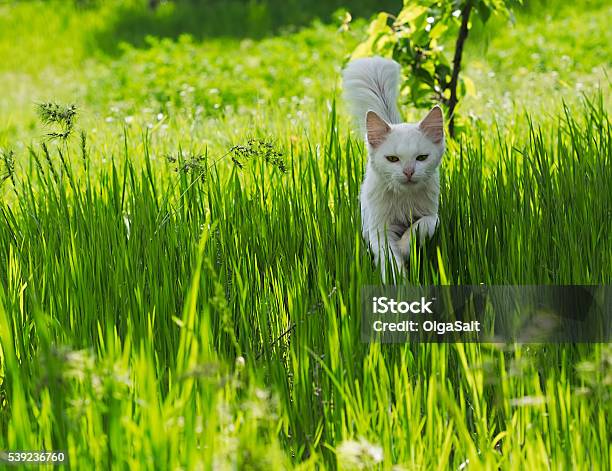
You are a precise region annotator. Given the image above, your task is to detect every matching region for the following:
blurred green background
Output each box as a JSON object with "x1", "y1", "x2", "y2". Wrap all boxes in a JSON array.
[{"x1": 1, "y1": 0, "x2": 609, "y2": 152}]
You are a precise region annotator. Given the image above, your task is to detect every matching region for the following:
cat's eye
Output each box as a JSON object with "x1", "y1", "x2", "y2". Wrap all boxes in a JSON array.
[
  {"x1": 385, "y1": 155, "x2": 400, "y2": 163},
  {"x1": 416, "y1": 154, "x2": 429, "y2": 161}
]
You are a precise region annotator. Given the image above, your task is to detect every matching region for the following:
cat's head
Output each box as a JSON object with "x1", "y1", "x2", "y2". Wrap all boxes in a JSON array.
[{"x1": 365, "y1": 106, "x2": 445, "y2": 191}]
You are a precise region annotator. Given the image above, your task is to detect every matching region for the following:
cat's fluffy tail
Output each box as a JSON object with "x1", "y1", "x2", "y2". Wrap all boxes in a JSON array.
[{"x1": 342, "y1": 56, "x2": 403, "y2": 133}]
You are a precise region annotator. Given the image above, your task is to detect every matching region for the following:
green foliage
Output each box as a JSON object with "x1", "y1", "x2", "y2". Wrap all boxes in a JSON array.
[
  {"x1": 0, "y1": 149, "x2": 15, "y2": 187},
  {"x1": 230, "y1": 138, "x2": 287, "y2": 173},
  {"x1": 353, "y1": 0, "x2": 517, "y2": 128},
  {"x1": 0, "y1": 93, "x2": 610, "y2": 469},
  {"x1": 87, "y1": 28, "x2": 345, "y2": 118},
  {"x1": 36, "y1": 102, "x2": 78, "y2": 141},
  {"x1": 0, "y1": 0, "x2": 611, "y2": 468}
]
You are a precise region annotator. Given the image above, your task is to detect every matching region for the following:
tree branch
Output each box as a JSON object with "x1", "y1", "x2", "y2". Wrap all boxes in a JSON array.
[{"x1": 448, "y1": 0, "x2": 473, "y2": 138}]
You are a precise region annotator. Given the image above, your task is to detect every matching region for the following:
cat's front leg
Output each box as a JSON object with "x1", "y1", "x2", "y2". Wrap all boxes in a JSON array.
[
  {"x1": 366, "y1": 227, "x2": 406, "y2": 281},
  {"x1": 398, "y1": 214, "x2": 439, "y2": 257}
]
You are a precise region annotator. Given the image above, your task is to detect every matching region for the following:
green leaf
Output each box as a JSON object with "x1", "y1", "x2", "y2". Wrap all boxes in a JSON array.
[
  {"x1": 411, "y1": 29, "x2": 430, "y2": 47},
  {"x1": 395, "y1": 5, "x2": 429, "y2": 25},
  {"x1": 351, "y1": 12, "x2": 391, "y2": 58},
  {"x1": 429, "y1": 21, "x2": 448, "y2": 40},
  {"x1": 421, "y1": 60, "x2": 436, "y2": 76},
  {"x1": 351, "y1": 41, "x2": 373, "y2": 59},
  {"x1": 476, "y1": 1, "x2": 492, "y2": 23},
  {"x1": 368, "y1": 12, "x2": 390, "y2": 37},
  {"x1": 462, "y1": 75, "x2": 476, "y2": 96}
]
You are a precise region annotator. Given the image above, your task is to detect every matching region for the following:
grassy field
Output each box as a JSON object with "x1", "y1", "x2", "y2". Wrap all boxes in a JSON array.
[{"x1": 0, "y1": 0, "x2": 611, "y2": 469}]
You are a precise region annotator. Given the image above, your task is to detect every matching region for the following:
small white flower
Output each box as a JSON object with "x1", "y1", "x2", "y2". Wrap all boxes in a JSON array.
[
  {"x1": 510, "y1": 395, "x2": 546, "y2": 407},
  {"x1": 337, "y1": 438, "x2": 383, "y2": 469}
]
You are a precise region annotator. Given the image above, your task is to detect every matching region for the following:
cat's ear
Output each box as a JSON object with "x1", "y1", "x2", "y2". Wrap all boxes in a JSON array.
[
  {"x1": 419, "y1": 105, "x2": 444, "y2": 144},
  {"x1": 366, "y1": 110, "x2": 391, "y2": 148}
]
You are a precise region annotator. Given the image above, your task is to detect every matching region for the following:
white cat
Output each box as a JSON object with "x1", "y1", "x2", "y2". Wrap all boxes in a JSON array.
[{"x1": 342, "y1": 56, "x2": 445, "y2": 279}]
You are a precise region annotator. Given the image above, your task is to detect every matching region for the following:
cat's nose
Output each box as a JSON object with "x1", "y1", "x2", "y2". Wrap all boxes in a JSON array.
[{"x1": 403, "y1": 167, "x2": 415, "y2": 180}]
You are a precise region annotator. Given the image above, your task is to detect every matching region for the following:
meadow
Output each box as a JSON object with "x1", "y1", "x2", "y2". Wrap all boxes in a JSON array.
[{"x1": 0, "y1": 0, "x2": 610, "y2": 469}]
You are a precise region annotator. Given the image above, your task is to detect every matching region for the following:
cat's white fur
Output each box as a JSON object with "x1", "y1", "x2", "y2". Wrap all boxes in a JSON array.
[{"x1": 342, "y1": 57, "x2": 445, "y2": 278}]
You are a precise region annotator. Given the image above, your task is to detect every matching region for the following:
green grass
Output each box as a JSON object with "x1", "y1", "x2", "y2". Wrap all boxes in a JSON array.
[{"x1": 0, "y1": 0, "x2": 611, "y2": 469}]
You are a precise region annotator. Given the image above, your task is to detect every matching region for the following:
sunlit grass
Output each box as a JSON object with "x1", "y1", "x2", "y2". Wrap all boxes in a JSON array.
[
  {"x1": 0, "y1": 94, "x2": 610, "y2": 468},
  {"x1": 0, "y1": 0, "x2": 611, "y2": 469}
]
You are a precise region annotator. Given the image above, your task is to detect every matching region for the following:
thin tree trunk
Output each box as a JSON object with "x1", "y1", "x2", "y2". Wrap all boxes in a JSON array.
[{"x1": 448, "y1": 0, "x2": 473, "y2": 138}]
